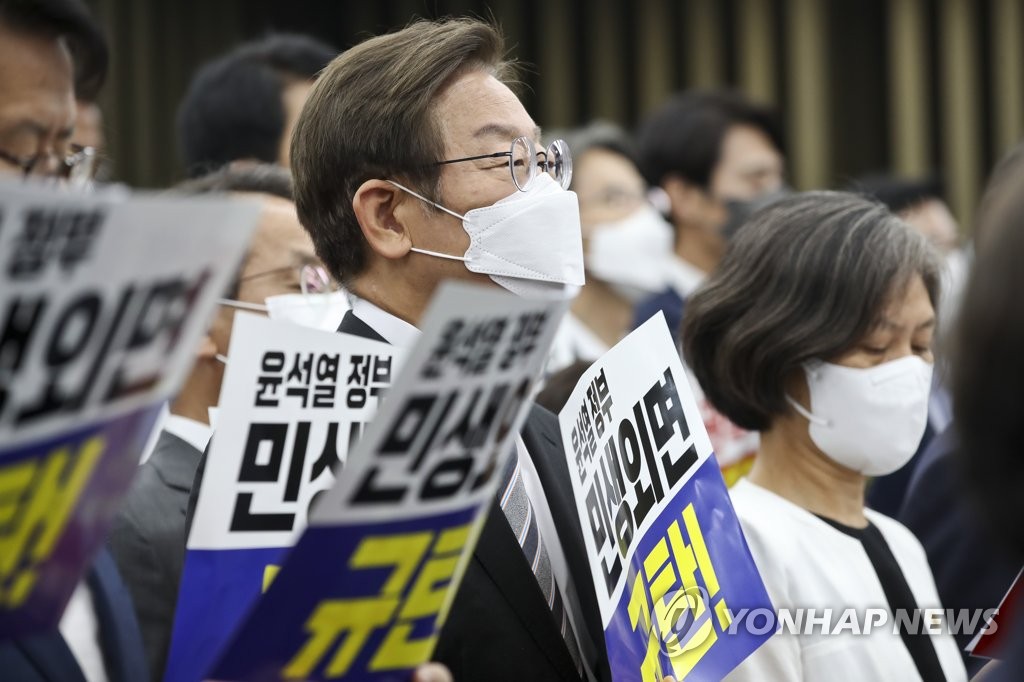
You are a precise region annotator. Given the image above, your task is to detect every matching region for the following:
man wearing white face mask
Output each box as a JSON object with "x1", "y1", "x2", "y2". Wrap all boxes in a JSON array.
[
  {"x1": 543, "y1": 122, "x2": 672, "y2": 374},
  {"x1": 287, "y1": 19, "x2": 610, "y2": 681},
  {"x1": 108, "y1": 163, "x2": 346, "y2": 682},
  {"x1": 683, "y1": 192, "x2": 967, "y2": 682}
]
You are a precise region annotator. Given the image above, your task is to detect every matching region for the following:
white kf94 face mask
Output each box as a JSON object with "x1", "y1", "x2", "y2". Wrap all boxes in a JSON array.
[
  {"x1": 587, "y1": 204, "x2": 672, "y2": 297},
  {"x1": 218, "y1": 290, "x2": 350, "y2": 331},
  {"x1": 389, "y1": 173, "x2": 585, "y2": 300},
  {"x1": 785, "y1": 355, "x2": 934, "y2": 476}
]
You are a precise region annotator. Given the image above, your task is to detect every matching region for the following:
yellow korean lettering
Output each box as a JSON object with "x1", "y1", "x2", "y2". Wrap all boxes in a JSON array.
[
  {"x1": 283, "y1": 595, "x2": 399, "y2": 679},
  {"x1": 0, "y1": 437, "x2": 103, "y2": 608},
  {"x1": 627, "y1": 569, "x2": 661, "y2": 682},
  {"x1": 370, "y1": 523, "x2": 471, "y2": 671},
  {"x1": 682, "y1": 503, "x2": 719, "y2": 597}
]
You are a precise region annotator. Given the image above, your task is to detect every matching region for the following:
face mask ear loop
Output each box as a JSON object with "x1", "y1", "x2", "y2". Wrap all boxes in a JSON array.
[
  {"x1": 215, "y1": 353, "x2": 229, "y2": 365},
  {"x1": 387, "y1": 180, "x2": 466, "y2": 221},
  {"x1": 785, "y1": 394, "x2": 831, "y2": 427},
  {"x1": 388, "y1": 180, "x2": 471, "y2": 263},
  {"x1": 218, "y1": 299, "x2": 268, "y2": 313}
]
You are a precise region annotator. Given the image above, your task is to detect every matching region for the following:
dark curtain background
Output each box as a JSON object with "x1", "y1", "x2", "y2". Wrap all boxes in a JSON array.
[{"x1": 84, "y1": 0, "x2": 1024, "y2": 230}]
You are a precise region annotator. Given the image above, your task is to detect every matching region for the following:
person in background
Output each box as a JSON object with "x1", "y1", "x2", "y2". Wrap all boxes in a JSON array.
[
  {"x1": 545, "y1": 122, "x2": 672, "y2": 373},
  {"x1": 177, "y1": 33, "x2": 337, "y2": 177},
  {"x1": 633, "y1": 91, "x2": 784, "y2": 486},
  {"x1": 0, "y1": 1, "x2": 147, "y2": 680},
  {"x1": 632, "y1": 89, "x2": 785, "y2": 342},
  {"x1": 107, "y1": 162, "x2": 348, "y2": 682},
  {"x1": 684, "y1": 192, "x2": 966, "y2": 681},
  {"x1": 897, "y1": 144, "x2": 1024, "y2": 675},
  {"x1": 950, "y1": 141, "x2": 1024, "y2": 680}
]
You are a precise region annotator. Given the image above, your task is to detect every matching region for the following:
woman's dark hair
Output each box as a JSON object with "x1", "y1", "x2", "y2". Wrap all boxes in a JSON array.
[{"x1": 682, "y1": 191, "x2": 941, "y2": 431}]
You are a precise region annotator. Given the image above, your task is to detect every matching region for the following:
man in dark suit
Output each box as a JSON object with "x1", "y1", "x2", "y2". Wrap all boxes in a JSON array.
[
  {"x1": 288, "y1": 18, "x2": 610, "y2": 680},
  {"x1": 107, "y1": 165, "x2": 332, "y2": 681}
]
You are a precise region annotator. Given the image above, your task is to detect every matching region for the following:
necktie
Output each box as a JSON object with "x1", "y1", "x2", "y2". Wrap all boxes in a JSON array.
[{"x1": 499, "y1": 447, "x2": 584, "y2": 676}]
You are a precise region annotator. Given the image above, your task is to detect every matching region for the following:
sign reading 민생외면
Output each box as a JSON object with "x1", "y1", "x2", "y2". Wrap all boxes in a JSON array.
[
  {"x1": 206, "y1": 282, "x2": 567, "y2": 682},
  {"x1": 0, "y1": 182, "x2": 257, "y2": 640},
  {"x1": 558, "y1": 313, "x2": 773, "y2": 680},
  {"x1": 166, "y1": 312, "x2": 400, "y2": 682}
]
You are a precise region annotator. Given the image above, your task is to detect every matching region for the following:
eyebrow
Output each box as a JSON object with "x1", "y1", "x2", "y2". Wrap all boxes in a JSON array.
[
  {"x1": 2, "y1": 119, "x2": 74, "y2": 141},
  {"x1": 877, "y1": 316, "x2": 937, "y2": 332},
  {"x1": 472, "y1": 123, "x2": 543, "y2": 143}
]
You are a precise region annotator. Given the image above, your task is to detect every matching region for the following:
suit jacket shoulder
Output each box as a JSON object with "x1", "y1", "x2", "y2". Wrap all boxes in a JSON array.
[{"x1": 108, "y1": 430, "x2": 201, "y2": 682}]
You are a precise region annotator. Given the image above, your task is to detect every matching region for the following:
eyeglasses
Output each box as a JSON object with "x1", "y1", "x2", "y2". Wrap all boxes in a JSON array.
[
  {"x1": 0, "y1": 144, "x2": 100, "y2": 186},
  {"x1": 239, "y1": 263, "x2": 337, "y2": 295},
  {"x1": 434, "y1": 136, "x2": 573, "y2": 191}
]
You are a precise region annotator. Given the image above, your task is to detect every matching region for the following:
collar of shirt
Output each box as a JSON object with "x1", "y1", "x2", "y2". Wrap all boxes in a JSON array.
[
  {"x1": 348, "y1": 294, "x2": 422, "y2": 348},
  {"x1": 663, "y1": 254, "x2": 707, "y2": 299},
  {"x1": 163, "y1": 413, "x2": 212, "y2": 454}
]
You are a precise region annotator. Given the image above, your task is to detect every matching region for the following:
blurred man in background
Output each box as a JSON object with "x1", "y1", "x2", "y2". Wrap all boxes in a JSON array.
[
  {"x1": 177, "y1": 33, "x2": 337, "y2": 177},
  {"x1": 632, "y1": 89, "x2": 785, "y2": 341}
]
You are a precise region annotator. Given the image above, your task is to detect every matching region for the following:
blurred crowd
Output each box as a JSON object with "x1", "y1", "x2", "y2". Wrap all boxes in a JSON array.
[{"x1": 1, "y1": 1, "x2": 1022, "y2": 681}]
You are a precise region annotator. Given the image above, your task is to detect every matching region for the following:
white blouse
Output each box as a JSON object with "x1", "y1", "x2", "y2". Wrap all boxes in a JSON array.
[{"x1": 725, "y1": 478, "x2": 968, "y2": 681}]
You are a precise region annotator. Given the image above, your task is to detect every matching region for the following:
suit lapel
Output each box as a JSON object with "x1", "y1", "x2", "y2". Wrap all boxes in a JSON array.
[
  {"x1": 13, "y1": 635, "x2": 86, "y2": 682},
  {"x1": 88, "y1": 550, "x2": 148, "y2": 682},
  {"x1": 337, "y1": 310, "x2": 388, "y2": 343}
]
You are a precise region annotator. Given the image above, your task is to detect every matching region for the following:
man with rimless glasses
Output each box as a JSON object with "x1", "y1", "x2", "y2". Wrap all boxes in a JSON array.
[
  {"x1": 0, "y1": 0, "x2": 103, "y2": 187},
  {"x1": 287, "y1": 17, "x2": 609, "y2": 681}
]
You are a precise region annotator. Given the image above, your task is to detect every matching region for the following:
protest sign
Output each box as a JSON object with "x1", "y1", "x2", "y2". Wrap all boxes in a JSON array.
[
  {"x1": 559, "y1": 312, "x2": 773, "y2": 681},
  {"x1": 166, "y1": 312, "x2": 398, "y2": 682},
  {"x1": 968, "y1": 568, "x2": 1023, "y2": 660},
  {"x1": 206, "y1": 282, "x2": 567, "y2": 682},
  {"x1": 0, "y1": 182, "x2": 257, "y2": 639}
]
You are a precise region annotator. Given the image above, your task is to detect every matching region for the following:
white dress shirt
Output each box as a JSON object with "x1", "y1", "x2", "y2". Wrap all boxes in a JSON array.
[
  {"x1": 59, "y1": 582, "x2": 110, "y2": 682},
  {"x1": 726, "y1": 479, "x2": 967, "y2": 681},
  {"x1": 663, "y1": 254, "x2": 707, "y2": 300}
]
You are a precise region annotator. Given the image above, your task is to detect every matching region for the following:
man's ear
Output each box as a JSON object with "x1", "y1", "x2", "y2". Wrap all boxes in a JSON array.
[
  {"x1": 352, "y1": 179, "x2": 414, "y2": 260},
  {"x1": 195, "y1": 334, "x2": 218, "y2": 360}
]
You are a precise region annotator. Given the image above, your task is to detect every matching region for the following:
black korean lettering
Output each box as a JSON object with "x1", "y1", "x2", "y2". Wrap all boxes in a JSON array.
[
  {"x1": 616, "y1": 411, "x2": 658, "y2": 530},
  {"x1": 644, "y1": 368, "x2": 698, "y2": 488},
  {"x1": 310, "y1": 422, "x2": 341, "y2": 482},
  {"x1": 283, "y1": 421, "x2": 310, "y2": 503},
  {"x1": 6, "y1": 208, "x2": 103, "y2": 279},
  {"x1": 422, "y1": 320, "x2": 462, "y2": 379},
  {"x1": 104, "y1": 270, "x2": 212, "y2": 401},
  {"x1": 230, "y1": 422, "x2": 294, "y2": 532},
  {"x1": 420, "y1": 455, "x2": 474, "y2": 500},
  {"x1": 17, "y1": 289, "x2": 126, "y2": 424},
  {"x1": 0, "y1": 297, "x2": 46, "y2": 415}
]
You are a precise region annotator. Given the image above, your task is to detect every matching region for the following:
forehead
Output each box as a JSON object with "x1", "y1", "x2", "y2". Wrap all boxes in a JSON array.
[
  {"x1": 0, "y1": 27, "x2": 75, "y2": 132},
  {"x1": 434, "y1": 70, "x2": 539, "y2": 151}
]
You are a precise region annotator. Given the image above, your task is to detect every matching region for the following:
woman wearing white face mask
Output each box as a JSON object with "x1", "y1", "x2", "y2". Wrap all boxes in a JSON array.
[
  {"x1": 683, "y1": 192, "x2": 967, "y2": 682},
  {"x1": 545, "y1": 122, "x2": 672, "y2": 374}
]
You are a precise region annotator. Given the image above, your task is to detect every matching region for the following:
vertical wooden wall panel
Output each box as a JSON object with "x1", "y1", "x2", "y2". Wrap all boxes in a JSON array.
[
  {"x1": 887, "y1": 0, "x2": 930, "y2": 176},
  {"x1": 991, "y1": 0, "x2": 1024, "y2": 157},
  {"x1": 737, "y1": 0, "x2": 777, "y2": 104},
  {"x1": 939, "y1": 0, "x2": 981, "y2": 226},
  {"x1": 685, "y1": 0, "x2": 724, "y2": 87},
  {"x1": 586, "y1": 0, "x2": 627, "y2": 121},
  {"x1": 636, "y1": 0, "x2": 674, "y2": 117},
  {"x1": 785, "y1": 0, "x2": 829, "y2": 189}
]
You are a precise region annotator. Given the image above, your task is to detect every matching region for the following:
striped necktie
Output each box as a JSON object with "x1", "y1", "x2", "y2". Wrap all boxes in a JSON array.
[{"x1": 498, "y1": 446, "x2": 584, "y2": 677}]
